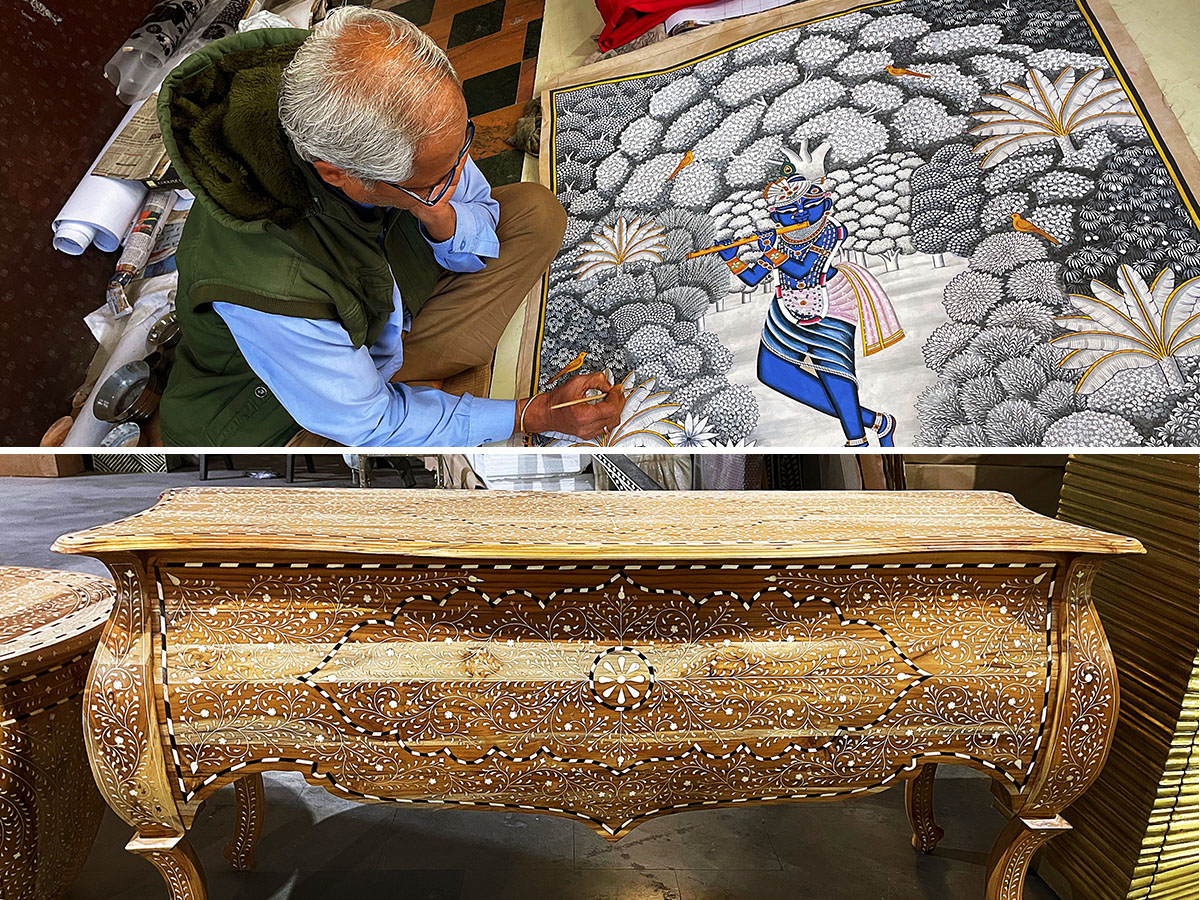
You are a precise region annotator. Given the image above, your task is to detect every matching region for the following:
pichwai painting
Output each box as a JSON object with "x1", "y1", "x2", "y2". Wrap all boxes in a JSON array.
[{"x1": 527, "y1": 0, "x2": 1200, "y2": 448}]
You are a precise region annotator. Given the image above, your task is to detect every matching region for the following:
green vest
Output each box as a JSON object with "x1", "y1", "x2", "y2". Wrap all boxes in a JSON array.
[{"x1": 155, "y1": 28, "x2": 442, "y2": 446}]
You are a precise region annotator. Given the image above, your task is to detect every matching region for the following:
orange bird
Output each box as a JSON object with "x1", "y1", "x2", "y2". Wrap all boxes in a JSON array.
[
  {"x1": 885, "y1": 64, "x2": 930, "y2": 78},
  {"x1": 547, "y1": 350, "x2": 588, "y2": 383},
  {"x1": 1010, "y1": 213, "x2": 1061, "y2": 245},
  {"x1": 668, "y1": 150, "x2": 694, "y2": 181}
]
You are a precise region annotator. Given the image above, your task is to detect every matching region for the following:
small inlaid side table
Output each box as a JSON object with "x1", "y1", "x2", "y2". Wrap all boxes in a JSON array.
[
  {"x1": 0, "y1": 566, "x2": 115, "y2": 900},
  {"x1": 53, "y1": 488, "x2": 1143, "y2": 900}
]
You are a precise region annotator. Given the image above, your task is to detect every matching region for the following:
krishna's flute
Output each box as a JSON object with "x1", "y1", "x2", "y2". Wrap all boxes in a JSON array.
[{"x1": 685, "y1": 222, "x2": 812, "y2": 259}]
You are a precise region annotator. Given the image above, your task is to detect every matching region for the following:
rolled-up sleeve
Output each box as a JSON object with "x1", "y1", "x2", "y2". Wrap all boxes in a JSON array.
[
  {"x1": 214, "y1": 302, "x2": 515, "y2": 447},
  {"x1": 420, "y1": 156, "x2": 500, "y2": 273}
]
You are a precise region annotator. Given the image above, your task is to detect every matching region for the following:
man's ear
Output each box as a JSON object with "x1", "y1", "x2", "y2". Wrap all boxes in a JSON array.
[{"x1": 313, "y1": 160, "x2": 353, "y2": 190}]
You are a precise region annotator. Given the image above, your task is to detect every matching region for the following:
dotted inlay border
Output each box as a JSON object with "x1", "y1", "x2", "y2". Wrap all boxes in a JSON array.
[{"x1": 155, "y1": 562, "x2": 1057, "y2": 834}]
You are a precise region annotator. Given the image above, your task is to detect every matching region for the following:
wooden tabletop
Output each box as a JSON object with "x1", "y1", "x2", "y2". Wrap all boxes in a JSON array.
[
  {"x1": 0, "y1": 566, "x2": 114, "y2": 668},
  {"x1": 51, "y1": 487, "x2": 1142, "y2": 562}
]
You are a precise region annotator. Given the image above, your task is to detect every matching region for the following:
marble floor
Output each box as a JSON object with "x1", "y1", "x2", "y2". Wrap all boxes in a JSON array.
[{"x1": 2, "y1": 469, "x2": 1060, "y2": 900}]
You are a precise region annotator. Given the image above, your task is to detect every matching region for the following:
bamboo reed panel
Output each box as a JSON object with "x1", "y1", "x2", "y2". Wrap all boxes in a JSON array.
[
  {"x1": 1042, "y1": 455, "x2": 1199, "y2": 900},
  {"x1": 54, "y1": 489, "x2": 1142, "y2": 900}
]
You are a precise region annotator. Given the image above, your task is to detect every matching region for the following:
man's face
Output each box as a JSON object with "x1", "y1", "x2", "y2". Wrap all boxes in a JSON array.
[
  {"x1": 317, "y1": 80, "x2": 470, "y2": 209},
  {"x1": 388, "y1": 87, "x2": 472, "y2": 200}
]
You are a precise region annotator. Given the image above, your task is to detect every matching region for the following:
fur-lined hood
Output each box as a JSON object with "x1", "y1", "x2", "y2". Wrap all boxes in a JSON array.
[{"x1": 157, "y1": 27, "x2": 315, "y2": 232}]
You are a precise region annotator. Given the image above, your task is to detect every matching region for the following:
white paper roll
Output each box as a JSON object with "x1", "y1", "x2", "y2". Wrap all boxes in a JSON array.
[
  {"x1": 53, "y1": 175, "x2": 149, "y2": 254},
  {"x1": 51, "y1": 98, "x2": 150, "y2": 255}
]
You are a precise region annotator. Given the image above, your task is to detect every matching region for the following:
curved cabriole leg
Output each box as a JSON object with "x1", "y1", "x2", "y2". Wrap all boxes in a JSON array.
[
  {"x1": 984, "y1": 815, "x2": 1071, "y2": 900},
  {"x1": 128, "y1": 833, "x2": 208, "y2": 900},
  {"x1": 223, "y1": 772, "x2": 266, "y2": 871},
  {"x1": 985, "y1": 560, "x2": 1119, "y2": 900},
  {"x1": 905, "y1": 763, "x2": 944, "y2": 853},
  {"x1": 84, "y1": 558, "x2": 200, "y2": 896}
]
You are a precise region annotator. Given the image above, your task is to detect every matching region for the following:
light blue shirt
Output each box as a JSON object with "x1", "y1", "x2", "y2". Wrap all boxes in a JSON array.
[{"x1": 214, "y1": 157, "x2": 516, "y2": 447}]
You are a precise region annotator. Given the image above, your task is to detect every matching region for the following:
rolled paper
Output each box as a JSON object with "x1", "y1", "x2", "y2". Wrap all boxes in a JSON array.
[
  {"x1": 52, "y1": 177, "x2": 148, "y2": 254},
  {"x1": 104, "y1": 0, "x2": 205, "y2": 104},
  {"x1": 106, "y1": 191, "x2": 178, "y2": 318},
  {"x1": 52, "y1": 99, "x2": 149, "y2": 255}
]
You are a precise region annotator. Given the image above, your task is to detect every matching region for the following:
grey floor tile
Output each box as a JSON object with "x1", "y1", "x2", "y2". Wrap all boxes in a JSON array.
[
  {"x1": 379, "y1": 808, "x2": 574, "y2": 869},
  {"x1": 574, "y1": 808, "x2": 780, "y2": 871},
  {"x1": 676, "y1": 869, "x2": 830, "y2": 900},
  {"x1": 462, "y1": 867, "x2": 681, "y2": 900}
]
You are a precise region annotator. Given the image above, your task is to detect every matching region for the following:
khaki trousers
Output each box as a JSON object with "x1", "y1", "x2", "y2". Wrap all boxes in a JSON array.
[{"x1": 287, "y1": 181, "x2": 567, "y2": 447}]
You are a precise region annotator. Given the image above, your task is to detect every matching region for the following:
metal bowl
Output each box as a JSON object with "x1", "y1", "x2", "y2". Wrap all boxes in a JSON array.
[
  {"x1": 147, "y1": 311, "x2": 180, "y2": 349},
  {"x1": 92, "y1": 360, "x2": 162, "y2": 423},
  {"x1": 98, "y1": 421, "x2": 141, "y2": 447}
]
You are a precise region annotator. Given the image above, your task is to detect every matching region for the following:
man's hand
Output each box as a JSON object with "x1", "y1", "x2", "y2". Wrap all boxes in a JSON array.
[
  {"x1": 386, "y1": 164, "x2": 463, "y2": 242},
  {"x1": 518, "y1": 372, "x2": 625, "y2": 440}
]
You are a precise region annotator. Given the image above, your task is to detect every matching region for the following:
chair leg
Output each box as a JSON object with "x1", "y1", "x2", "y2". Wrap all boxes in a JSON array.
[
  {"x1": 305, "y1": 455, "x2": 316, "y2": 473},
  {"x1": 286, "y1": 455, "x2": 295, "y2": 483},
  {"x1": 905, "y1": 763, "x2": 944, "y2": 853},
  {"x1": 198, "y1": 455, "x2": 209, "y2": 481},
  {"x1": 223, "y1": 772, "x2": 266, "y2": 872}
]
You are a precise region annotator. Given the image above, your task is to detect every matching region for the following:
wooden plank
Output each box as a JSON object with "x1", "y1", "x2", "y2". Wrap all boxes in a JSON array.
[{"x1": 53, "y1": 487, "x2": 1143, "y2": 559}]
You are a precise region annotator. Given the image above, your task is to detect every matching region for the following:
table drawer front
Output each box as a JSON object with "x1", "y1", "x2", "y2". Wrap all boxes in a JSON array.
[{"x1": 156, "y1": 561, "x2": 1057, "y2": 833}]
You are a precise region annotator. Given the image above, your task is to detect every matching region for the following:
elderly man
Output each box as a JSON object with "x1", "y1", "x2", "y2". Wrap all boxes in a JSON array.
[{"x1": 156, "y1": 7, "x2": 621, "y2": 446}]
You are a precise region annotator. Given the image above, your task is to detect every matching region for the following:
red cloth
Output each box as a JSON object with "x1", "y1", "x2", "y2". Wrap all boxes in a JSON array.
[{"x1": 594, "y1": 0, "x2": 709, "y2": 51}]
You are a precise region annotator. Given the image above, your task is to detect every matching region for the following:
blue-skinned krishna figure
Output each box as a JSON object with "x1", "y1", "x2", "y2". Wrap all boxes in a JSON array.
[{"x1": 714, "y1": 140, "x2": 905, "y2": 446}]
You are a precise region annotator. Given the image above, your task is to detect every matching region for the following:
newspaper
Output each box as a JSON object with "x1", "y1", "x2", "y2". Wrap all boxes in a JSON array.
[
  {"x1": 135, "y1": 196, "x2": 193, "y2": 281},
  {"x1": 91, "y1": 93, "x2": 173, "y2": 184}
]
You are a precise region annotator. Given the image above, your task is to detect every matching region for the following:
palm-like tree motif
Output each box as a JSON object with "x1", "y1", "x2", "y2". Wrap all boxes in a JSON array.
[
  {"x1": 573, "y1": 217, "x2": 667, "y2": 280},
  {"x1": 1052, "y1": 265, "x2": 1200, "y2": 392},
  {"x1": 970, "y1": 67, "x2": 1137, "y2": 166}
]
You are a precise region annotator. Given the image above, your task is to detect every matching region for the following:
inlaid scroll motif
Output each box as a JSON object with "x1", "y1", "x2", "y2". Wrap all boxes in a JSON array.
[
  {"x1": 293, "y1": 573, "x2": 932, "y2": 773},
  {"x1": 158, "y1": 567, "x2": 481, "y2": 680},
  {"x1": 84, "y1": 563, "x2": 182, "y2": 831},
  {"x1": 160, "y1": 563, "x2": 1057, "y2": 832}
]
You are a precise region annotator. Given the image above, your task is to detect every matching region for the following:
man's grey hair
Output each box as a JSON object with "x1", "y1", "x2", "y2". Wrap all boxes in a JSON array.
[{"x1": 279, "y1": 6, "x2": 460, "y2": 186}]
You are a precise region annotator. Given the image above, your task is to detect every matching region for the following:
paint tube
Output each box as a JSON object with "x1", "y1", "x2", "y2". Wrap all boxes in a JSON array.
[{"x1": 105, "y1": 191, "x2": 177, "y2": 319}]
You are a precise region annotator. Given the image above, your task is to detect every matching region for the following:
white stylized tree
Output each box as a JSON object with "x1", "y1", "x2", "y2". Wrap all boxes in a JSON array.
[
  {"x1": 970, "y1": 67, "x2": 1137, "y2": 167},
  {"x1": 1052, "y1": 265, "x2": 1200, "y2": 392}
]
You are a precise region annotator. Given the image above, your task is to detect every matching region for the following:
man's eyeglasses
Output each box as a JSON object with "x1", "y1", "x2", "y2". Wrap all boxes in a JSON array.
[{"x1": 386, "y1": 119, "x2": 475, "y2": 207}]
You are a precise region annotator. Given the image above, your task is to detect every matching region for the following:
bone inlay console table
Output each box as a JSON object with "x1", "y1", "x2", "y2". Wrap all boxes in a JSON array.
[{"x1": 54, "y1": 488, "x2": 1142, "y2": 900}]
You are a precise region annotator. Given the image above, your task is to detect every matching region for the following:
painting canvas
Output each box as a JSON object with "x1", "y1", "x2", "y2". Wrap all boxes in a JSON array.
[{"x1": 520, "y1": 0, "x2": 1200, "y2": 447}]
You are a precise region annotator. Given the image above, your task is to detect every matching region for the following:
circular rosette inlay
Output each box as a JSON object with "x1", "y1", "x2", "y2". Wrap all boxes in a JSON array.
[{"x1": 589, "y1": 647, "x2": 655, "y2": 711}]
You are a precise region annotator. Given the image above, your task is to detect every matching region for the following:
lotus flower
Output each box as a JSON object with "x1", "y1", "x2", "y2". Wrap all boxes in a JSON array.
[
  {"x1": 546, "y1": 371, "x2": 680, "y2": 447},
  {"x1": 573, "y1": 217, "x2": 667, "y2": 280},
  {"x1": 970, "y1": 67, "x2": 1137, "y2": 167},
  {"x1": 666, "y1": 413, "x2": 717, "y2": 447},
  {"x1": 1052, "y1": 265, "x2": 1200, "y2": 392}
]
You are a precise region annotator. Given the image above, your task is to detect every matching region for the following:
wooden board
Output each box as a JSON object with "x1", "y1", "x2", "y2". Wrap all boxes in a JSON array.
[{"x1": 52, "y1": 486, "x2": 1140, "y2": 560}]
